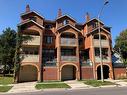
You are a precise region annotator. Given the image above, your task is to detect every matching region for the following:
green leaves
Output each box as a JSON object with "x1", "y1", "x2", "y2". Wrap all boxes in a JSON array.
[
  {"x1": 0, "y1": 28, "x2": 16, "y2": 75},
  {"x1": 114, "y1": 29, "x2": 127, "y2": 64}
]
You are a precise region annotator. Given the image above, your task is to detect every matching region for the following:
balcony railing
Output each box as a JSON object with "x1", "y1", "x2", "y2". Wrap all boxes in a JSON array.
[
  {"x1": 61, "y1": 56, "x2": 78, "y2": 62},
  {"x1": 93, "y1": 39, "x2": 109, "y2": 47},
  {"x1": 61, "y1": 38, "x2": 77, "y2": 46},
  {"x1": 21, "y1": 54, "x2": 39, "y2": 62},
  {"x1": 80, "y1": 59, "x2": 92, "y2": 66},
  {"x1": 95, "y1": 56, "x2": 111, "y2": 63},
  {"x1": 43, "y1": 62, "x2": 56, "y2": 67},
  {"x1": 43, "y1": 59, "x2": 57, "y2": 67},
  {"x1": 22, "y1": 35, "x2": 40, "y2": 45}
]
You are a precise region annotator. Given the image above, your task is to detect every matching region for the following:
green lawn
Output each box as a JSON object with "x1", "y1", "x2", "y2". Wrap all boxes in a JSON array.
[
  {"x1": 0, "y1": 86, "x2": 13, "y2": 92},
  {"x1": 124, "y1": 79, "x2": 127, "y2": 82},
  {"x1": 83, "y1": 80, "x2": 115, "y2": 87},
  {"x1": 0, "y1": 77, "x2": 13, "y2": 85},
  {"x1": 35, "y1": 83, "x2": 70, "y2": 89}
]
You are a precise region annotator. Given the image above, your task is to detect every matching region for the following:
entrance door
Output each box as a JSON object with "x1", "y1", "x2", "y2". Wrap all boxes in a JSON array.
[
  {"x1": 97, "y1": 65, "x2": 110, "y2": 80},
  {"x1": 61, "y1": 65, "x2": 76, "y2": 81}
]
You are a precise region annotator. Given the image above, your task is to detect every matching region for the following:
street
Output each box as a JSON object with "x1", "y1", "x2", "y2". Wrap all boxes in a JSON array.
[{"x1": 3, "y1": 87, "x2": 127, "y2": 95}]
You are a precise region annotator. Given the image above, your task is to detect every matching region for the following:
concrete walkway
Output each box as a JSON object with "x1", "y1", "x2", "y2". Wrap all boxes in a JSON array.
[
  {"x1": 8, "y1": 82, "x2": 38, "y2": 93},
  {"x1": 3, "y1": 79, "x2": 127, "y2": 94},
  {"x1": 105, "y1": 79, "x2": 127, "y2": 87},
  {"x1": 64, "y1": 80, "x2": 92, "y2": 89}
]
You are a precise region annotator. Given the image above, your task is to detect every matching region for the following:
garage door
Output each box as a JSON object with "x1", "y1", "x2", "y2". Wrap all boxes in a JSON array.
[
  {"x1": 19, "y1": 65, "x2": 37, "y2": 82},
  {"x1": 61, "y1": 65, "x2": 76, "y2": 80}
]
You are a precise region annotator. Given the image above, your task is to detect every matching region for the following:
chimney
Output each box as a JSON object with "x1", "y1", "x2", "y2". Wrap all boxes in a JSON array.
[
  {"x1": 86, "y1": 12, "x2": 90, "y2": 22},
  {"x1": 57, "y1": 8, "x2": 62, "y2": 18},
  {"x1": 26, "y1": 4, "x2": 30, "y2": 13}
]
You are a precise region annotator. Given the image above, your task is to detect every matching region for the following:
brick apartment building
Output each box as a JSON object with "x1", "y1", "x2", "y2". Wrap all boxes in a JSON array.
[{"x1": 16, "y1": 5, "x2": 126, "y2": 82}]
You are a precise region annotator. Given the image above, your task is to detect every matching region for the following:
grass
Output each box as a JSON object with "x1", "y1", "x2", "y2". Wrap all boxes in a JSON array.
[
  {"x1": 0, "y1": 77, "x2": 13, "y2": 85},
  {"x1": 37, "y1": 81, "x2": 62, "y2": 83},
  {"x1": 83, "y1": 80, "x2": 115, "y2": 87},
  {"x1": 124, "y1": 79, "x2": 127, "y2": 82},
  {"x1": 0, "y1": 86, "x2": 13, "y2": 92},
  {"x1": 35, "y1": 83, "x2": 70, "y2": 89}
]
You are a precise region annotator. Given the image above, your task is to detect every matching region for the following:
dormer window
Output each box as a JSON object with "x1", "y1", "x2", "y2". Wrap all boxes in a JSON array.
[
  {"x1": 63, "y1": 19, "x2": 69, "y2": 25},
  {"x1": 29, "y1": 16, "x2": 36, "y2": 22},
  {"x1": 45, "y1": 24, "x2": 52, "y2": 29},
  {"x1": 92, "y1": 22, "x2": 98, "y2": 28}
]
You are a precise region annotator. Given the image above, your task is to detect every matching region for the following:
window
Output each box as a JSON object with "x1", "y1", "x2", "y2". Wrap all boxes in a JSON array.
[
  {"x1": 42, "y1": 49, "x2": 56, "y2": 66},
  {"x1": 45, "y1": 24, "x2": 52, "y2": 29},
  {"x1": 29, "y1": 16, "x2": 36, "y2": 22},
  {"x1": 61, "y1": 49, "x2": 76, "y2": 56},
  {"x1": 79, "y1": 38, "x2": 83, "y2": 45},
  {"x1": 92, "y1": 22, "x2": 98, "y2": 28},
  {"x1": 63, "y1": 20, "x2": 69, "y2": 25},
  {"x1": 44, "y1": 36, "x2": 53, "y2": 44},
  {"x1": 95, "y1": 48, "x2": 108, "y2": 58},
  {"x1": 95, "y1": 48, "x2": 100, "y2": 56}
]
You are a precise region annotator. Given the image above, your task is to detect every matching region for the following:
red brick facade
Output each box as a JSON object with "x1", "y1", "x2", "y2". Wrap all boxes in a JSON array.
[{"x1": 16, "y1": 5, "x2": 126, "y2": 82}]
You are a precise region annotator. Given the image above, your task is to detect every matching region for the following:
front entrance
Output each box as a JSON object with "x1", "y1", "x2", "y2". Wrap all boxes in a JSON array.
[
  {"x1": 61, "y1": 65, "x2": 76, "y2": 81},
  {"x1": 97, "y1": 65, "x2": 110, "y2": 80},
  {"x1": 19, "y1": 65, "x2": 38, "y2": 82}
]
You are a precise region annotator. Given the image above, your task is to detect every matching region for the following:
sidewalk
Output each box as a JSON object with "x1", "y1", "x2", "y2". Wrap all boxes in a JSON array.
[
  {"x1": 105, "y1": 79, "x2": 127, "y2": 87},
  {"x1": 7, "y1": 82, "x2": 38, "y2": 93},
  {"x1": 2, "y1": 79, "x2": 127, "y2": 94},
  {"x1": 64, "y1": 80, "x2": 92, "y2": 89}
]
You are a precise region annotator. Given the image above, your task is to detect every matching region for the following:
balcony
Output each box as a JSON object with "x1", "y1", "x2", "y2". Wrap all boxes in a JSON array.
[
  {"x1": 43, "y1": 59, "x2": 57, "y2": 67},
  {"x1": 93, "y1": 39, "x2": 109, "y2": 47},
  {"x1": 61, "y1": 38, "x2": 77, "y2": 46},
  {"x1": 95, "y1": 56, "x2": 111, "y2": 63},
  {"x1": 80, "y1": 59, "x2": 92, "y2": 66},
  {"x1": 21, "y1": 54, "x2": 39, "y2": 62},
  {"x1": 22, "y1": 35, "x2": 40, "y2": 45},
  {"x1": 61, "y1": 56, "x2": 78, "y2": 62}
]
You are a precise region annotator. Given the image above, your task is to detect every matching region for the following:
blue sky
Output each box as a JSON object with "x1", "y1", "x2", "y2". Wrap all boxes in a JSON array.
[{"x1": 0, "y1": 0, "x2": 127, "y2": 46}]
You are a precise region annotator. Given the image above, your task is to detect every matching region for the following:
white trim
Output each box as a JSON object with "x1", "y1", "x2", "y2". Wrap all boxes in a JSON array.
[
  {"x1": 56, "y1": 14, "x2": 76, "y2": 22},
  {"x1": 21, "y1": 11, "x2": 44, "y2": 19},
  {"x1": 84, "y1": 18, "x2": 104, "y2": 25},
  {"x1": 57, "y1": 24, "x2": 80, "y2": 32},
  {"x1": 18, "y1": 20, "x2": 44, "y2": 29},
  {"x1": 86, "y1": 27, "x2": 110, "y2": 35}
]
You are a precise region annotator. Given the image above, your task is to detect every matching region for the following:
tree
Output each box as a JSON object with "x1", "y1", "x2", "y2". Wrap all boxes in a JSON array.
[
  {"x1": 0, "y1": 27, "x2": 32, "y2": 79},
  {"x1": 114, "y1": 29, "x2": 127, "y2": 65},
  {"x1": 14, "y1": 26, "x2": 32, "y2": 82},
  {"x1": 0, "y1": 28, "x2": 16, "y2": 76},
  {"x1": 114, "y1": 29, "x2": 127, "y2": 78}
]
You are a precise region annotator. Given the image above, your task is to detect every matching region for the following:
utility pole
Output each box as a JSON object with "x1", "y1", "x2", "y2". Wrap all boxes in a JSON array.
[{"x1": 98, "y1": 0, "x2": 109, "y2": 82}]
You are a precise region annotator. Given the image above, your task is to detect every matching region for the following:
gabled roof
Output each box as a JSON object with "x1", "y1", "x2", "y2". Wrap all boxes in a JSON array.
[
  {"x1": 86, "y1": 27, "x2": 111, "y2": 35},
  {"x1": 21, "y1": 11, "x2": 44, "y2": 19},
  {"x1": 57, "y1": 24, "x2": 80, "y2": 32},
  {"x1": 84, "y1": 18, "x2": 104, "y2": 25},
  {"x1": 56, "y1": 14, "x2": 76, "y2": 22},
  {"x1": 17, "y1": 20, "x2": 44, "y2": 29}
]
